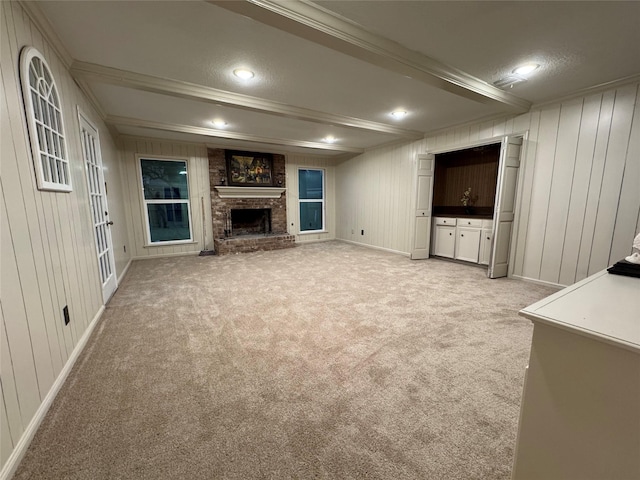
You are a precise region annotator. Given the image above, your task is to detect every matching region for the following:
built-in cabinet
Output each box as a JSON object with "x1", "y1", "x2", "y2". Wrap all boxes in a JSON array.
[
  {"x1": 433, "y1": 217, "x2": 493, "y2": 265},
  {"x1": 414, "y1": 136, "x2": 522, "y2": 278}
]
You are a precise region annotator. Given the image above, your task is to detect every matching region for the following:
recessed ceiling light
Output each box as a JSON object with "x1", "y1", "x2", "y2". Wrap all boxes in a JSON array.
[
  {"x1": 212, "y1": 119, "x2": 227, "y2": 128},
  {"x1": 390, "y1": 110, "x2": 407, "y2": 119},
  {"x1": 513, "y1": 63, "x2": 540, "y2": 76},
  {"x1": 322, "y1": 136, "x2": 336, "y2": 143},
  {"x1": 233, "y1": 68, "x2": 254, "y2": 79}
]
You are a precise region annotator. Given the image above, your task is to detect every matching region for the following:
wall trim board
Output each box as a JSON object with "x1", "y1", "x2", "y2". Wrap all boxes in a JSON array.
[
  {"x1": 338, "y1": 239, "x2": 410, "y2": 257},
  {"x1": 132, "y1": 251, "x2": 201, "y2": 260},
  {"x1": 295, "y1": 237, "x2": 335, "y2": 244},
  {"x1": 116, "y1": 258, "x2": 133, "y2": 285},
  {"x1": 510, "y1": 274, "x2": 565, "y2": 290},
  {"x1": 427, "y1": 132, "x2": 529, "y2": 156},
  {"x1": 0, "y1": 305, "x2": 106, "y2": 480}
]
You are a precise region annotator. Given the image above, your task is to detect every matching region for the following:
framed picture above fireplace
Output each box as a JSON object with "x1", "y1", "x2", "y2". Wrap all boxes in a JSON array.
[{"x1": 226, "y1": 150, "x2": 273, "y2": 186}]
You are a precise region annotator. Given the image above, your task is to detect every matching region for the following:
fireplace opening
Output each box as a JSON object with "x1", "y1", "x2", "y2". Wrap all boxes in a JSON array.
[{"x1": 230, "y1": 208, "x2": 272, "y2": 236}]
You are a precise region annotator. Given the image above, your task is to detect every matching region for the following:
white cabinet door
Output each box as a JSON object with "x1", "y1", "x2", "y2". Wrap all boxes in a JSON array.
[
  {"x1": 489, "y1": 135, "x2": 522, "y2": 278},
  {"x1": 434, "y1": 225, "x2": 456, "y2": 258},
  {"x1": 411, "y1": 154, "x2": 435, "y2": 259},
  {"x1": 455, "y1": 227, "x2": 481, "y2": 263},
  {"x1": 479, "y1": 229, "x2": 492, "y2": 265}
]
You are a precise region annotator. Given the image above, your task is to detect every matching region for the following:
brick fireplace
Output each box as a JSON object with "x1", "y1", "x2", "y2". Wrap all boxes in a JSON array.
[{"x1": 208, "y1": 148, "x2": 295, "y2": 254}]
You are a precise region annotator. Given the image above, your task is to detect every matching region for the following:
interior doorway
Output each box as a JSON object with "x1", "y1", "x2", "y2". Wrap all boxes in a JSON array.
[{"x1": 411, "y1": 135, "x2": 524, "y2": 278}]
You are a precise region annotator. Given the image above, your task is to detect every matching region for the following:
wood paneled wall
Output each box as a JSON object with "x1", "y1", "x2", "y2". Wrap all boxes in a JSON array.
[
  {"x1": 336, "y1": 141, "x2": 422, "y2": 255},
  {"x1": 118, "y1": 138, "x2": 213, "y2": 257},
  {"x1": 0, "y1": 1, "x2": 128, "y2": 474},
  {"x1": 285, "y1": 154, "x2": 336, "y2": 243},
  {"x1": 336, "y1": 82, "x2": 640, "y2": 286},
  {"x1": 433, "y1": 144, "x2": 500, "y2": 209}
]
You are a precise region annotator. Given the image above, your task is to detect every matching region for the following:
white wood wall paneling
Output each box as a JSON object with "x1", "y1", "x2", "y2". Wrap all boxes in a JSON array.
[
  {"x1": 520, "y1": 106, "x2": 562, "y2": 279},
  {"x1": 557, "y1": 94, "x2": 603, "y2": 285},
  {"x1": 539, "y1": 99, "x2": 584, "y2": 283},
  {"x1": 29, "y1": 4, "x2": 95, "y2": 346},
  {"x1": 2, "y1": 3, "x2": 57, "y2": 401},
  {"x1": 1, "y1": 303, "x2": 24, "y2": 460},
  {"x1": 42, "y1": 12, "x2": 102, "y2": 340},
  {"x1": 1, "y1": 370, "x2": 15, "y2": 466},
  {"x1": 335, "y1": 82, "x2": 639, "y2": 285},
  {"x1": 1, "y1": 2, "x2": 120, "y2": 472},
  {"x1": 588, "y1": 84, "x2": 637, "y2": 275},
  {"x1": 610, "y1": 84, "x2": 640, "y2": 263},
  {"x1": 0, "y1": 187, "x2": 43, "y2": 428},
  {"x1": 575, "y1": 91, "x2": 617, "y2": 281}
]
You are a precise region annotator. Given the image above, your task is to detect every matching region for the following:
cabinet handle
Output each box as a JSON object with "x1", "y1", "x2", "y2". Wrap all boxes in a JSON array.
[
  {"x1": 449, "y1": 232, "x2": 452, "y2": 236},
  {"x1": 487, "y1": 236, "x2": 490, "y2": 240},
  {"x1": 461, "y1": 234, "x2": 464, "y2": 237}
]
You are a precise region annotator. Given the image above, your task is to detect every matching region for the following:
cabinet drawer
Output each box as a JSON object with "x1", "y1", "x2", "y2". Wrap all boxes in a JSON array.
[
  {"x1": 458, "y1": 218, "x2": 482, "y2": 228},
  {"x1": 435, "y1": 217, "x2": 457, "y2": 226}
]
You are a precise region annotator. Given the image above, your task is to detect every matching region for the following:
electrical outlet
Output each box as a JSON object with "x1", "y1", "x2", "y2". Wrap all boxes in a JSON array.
[
  {"x1": 361, "y1": 230, "x2": 364, "y2": 235},
  {"x1": 63, "y1": 305, "x2": 70, "y2": 326}
]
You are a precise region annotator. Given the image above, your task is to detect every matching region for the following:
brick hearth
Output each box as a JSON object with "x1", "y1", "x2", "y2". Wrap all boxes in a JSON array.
[{"x1": 208, "y1": 148, "x2": 295, "y2": 254}]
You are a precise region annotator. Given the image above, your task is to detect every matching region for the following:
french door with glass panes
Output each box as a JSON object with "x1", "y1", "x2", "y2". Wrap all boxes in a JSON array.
[{"x1": 78, "y1": 110, "x2": 117, "y2": 303}]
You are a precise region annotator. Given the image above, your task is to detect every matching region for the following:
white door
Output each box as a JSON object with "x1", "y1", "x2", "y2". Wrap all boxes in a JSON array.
[
  {"x1": 455, "y1": 227, "x2": 481, "y2": 263},
  {"x1": 411, "y1": 154, "x2": 435, "y2": 259},
  {"x1": 78, "y1": 111, "x2": 117, "y2": 302},
  {"x1": 488, "y1": 136, "x2": 522, "y2": 278}
]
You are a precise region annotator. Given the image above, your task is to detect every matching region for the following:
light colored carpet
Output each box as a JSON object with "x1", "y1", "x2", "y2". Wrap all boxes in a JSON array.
[{"x1": 14, "y1": 241, "x2": 557, "y2": 480}]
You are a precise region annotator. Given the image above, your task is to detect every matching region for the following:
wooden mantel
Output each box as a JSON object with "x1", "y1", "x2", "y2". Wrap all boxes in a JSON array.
[{"x1": 214, "y1": 186, "x2": 286, "y2": 199}]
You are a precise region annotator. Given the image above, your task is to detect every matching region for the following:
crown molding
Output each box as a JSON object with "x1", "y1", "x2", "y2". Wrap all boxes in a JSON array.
[
  {"x1": 71, "y1": 61, "x2": 423, "y2": 140},
  {"x1": 530, "y1": 74, "x2": 640, "y2": 109},
  {"x1": 211, "y1": 0, "x2": 531, "y2": 113},
  {"x1": 105, "y1": 115, "x2": 365, "y2": 154}
]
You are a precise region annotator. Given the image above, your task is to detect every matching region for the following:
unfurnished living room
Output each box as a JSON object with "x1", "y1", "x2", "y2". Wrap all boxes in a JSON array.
[{"x1": 1, "y1": 1, "x2": 639, "y2": 479}]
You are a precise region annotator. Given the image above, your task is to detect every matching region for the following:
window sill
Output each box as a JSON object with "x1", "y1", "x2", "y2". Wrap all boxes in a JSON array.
[
  {"x1": 298, "y1": 230, "x2": 328, "y2": 235},
  {"x1": 143, "y1": 241, "x2": 198, "y2": 248}
]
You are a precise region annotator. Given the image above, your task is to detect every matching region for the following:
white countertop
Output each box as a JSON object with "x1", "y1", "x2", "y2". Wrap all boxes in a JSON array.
[{"x1": 519, "y1": 269, "x2": 640, "y2": 353}]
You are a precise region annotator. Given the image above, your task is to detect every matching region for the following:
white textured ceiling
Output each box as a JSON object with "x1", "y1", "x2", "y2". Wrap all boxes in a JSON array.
[{"x1": 35, "y1": 0, "x2": 640, "y2": 156}]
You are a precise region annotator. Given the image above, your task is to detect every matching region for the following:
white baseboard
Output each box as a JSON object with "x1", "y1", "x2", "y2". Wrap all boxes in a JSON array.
[
  {"x1": 510, "y1": 274, "x2": 564, "y2": 290},
  {"x1": 0, "y1": 305, "x2": 106, "y2": 480},
  {"x1": 338, "y1": 239, "x2": 410, "y2": 257},
  {"x1": 117, "y1": 257, "x2": 133, "y2": 284},
  {"x1": 133, "y1": 251, "x2": 201, "y2": 260},
  {"x1": 296, "y1": 237, "x2": 336, "y2": 244}
]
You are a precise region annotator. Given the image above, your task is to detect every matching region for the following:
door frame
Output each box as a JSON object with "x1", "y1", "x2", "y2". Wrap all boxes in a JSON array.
[
  {"x1": 77, "y1": 108, "x2": 118, "y2": 303},
  {"x1": 423, "y1": 132, "x2": 528, "y2": 277}
]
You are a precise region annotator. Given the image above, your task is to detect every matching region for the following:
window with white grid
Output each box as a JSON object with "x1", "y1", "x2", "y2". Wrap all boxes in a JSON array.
[{"x1": 20, "y1": 46, "x2": 72, "y2": 192}]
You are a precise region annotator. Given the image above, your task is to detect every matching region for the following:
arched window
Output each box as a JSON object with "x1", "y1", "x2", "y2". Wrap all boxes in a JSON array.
[{"x1": 19, "y1": 46, "x2": 72, "y2": 192}]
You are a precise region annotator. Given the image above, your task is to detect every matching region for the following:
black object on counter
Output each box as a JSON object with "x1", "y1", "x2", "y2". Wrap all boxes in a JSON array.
[{"x1": 607, "y1": 259, "x2": 640, "y2": 278}]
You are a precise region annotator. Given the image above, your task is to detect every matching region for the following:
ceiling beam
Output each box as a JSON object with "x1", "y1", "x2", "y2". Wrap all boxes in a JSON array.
[
  {"x1": 105, "y1": 115, "x2": 365, "y2": 153},
  {"x1": 211, "y1": 0, "x2": 531, "y2": 113},
  {"x1": 71, "y1": 61, "x2": 423, "y2": 140}
]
